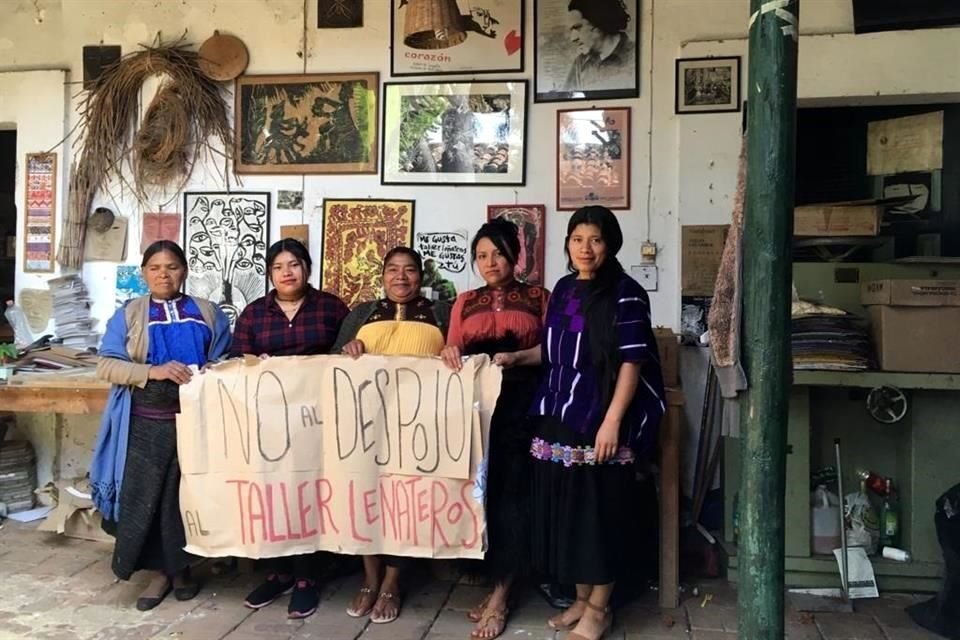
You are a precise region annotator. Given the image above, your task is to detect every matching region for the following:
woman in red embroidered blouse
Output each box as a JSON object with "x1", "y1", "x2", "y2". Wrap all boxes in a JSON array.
[{"x1": 441, "y1": 219, "x2": 548, "y2": 640}]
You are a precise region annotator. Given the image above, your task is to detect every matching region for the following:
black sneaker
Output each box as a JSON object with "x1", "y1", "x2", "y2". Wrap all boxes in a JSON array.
[
  {"x1": 244, "y1": 574, "x2": 295, "y2": 609},
  {"x1": 287, "y1": 579, "x2": 319, "y2": 619}
]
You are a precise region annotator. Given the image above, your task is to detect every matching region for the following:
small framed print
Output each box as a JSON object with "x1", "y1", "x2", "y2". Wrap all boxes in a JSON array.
[
  {"x1": 675, "y1": 57, "x2": 741, "y2": 114},
  {"x1": 557, "y1": 107, "x2": 630, "y2": 211}
]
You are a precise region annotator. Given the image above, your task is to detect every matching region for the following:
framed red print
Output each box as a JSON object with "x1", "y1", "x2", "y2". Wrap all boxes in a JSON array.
[
  {"x1": 557, "y1": 107, "x2": 630, "y2": 210},
  {"x1": 486, "y1": 204, "x2": 545, "y2": 286}
]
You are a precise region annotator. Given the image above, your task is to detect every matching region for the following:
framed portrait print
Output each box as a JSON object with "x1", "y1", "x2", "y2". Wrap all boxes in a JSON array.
[
  {"x1": 557, "y1": 107, "x2": 630, "y2": 210},
  {"x1": 234, "y1": 72, "x2": 379, "y2": 174},
  {"x1": 487, "y1": 204, "x2": 546, "y2": 286},
  {"x1": 183, "y1": 192, "x2": 270, "y2": 327},
  {"x1": 391, "y1": 0, "x2": 524, "y2": 76},
  {"x1": 675, "y1": 57, "x2": 741, "y2": 114},
  {"x1": 381, "y1": 80, "x2": 527, "y2": 186},
  {"x1": 320, "y1": 199, "x2": 415, "y2": 306},
  {"x1": 534, "y1": 0, "x2": 639, "y2": 103}
]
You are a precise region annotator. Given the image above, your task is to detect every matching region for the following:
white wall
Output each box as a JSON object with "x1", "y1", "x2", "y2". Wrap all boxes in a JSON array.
[{"x1": 1, "y1": 0, "x2": 958, "y2": 333}]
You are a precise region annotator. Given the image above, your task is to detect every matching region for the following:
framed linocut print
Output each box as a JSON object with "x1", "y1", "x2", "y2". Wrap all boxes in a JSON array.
[
  {"x1": 535, "y1": 0, "x2": 639, "y2": 102},
  {"x1": 381, "y1": 80, "x2": 527, "y2": 186},
  {"x1": 391, "y1": 0, "x2": 524, "y2": 76},
  {"x1": 24, "y1": 153, "x2": 57, "y2": 273},
  {"x1": 183, "y1": 192, "x2": 270, "y2": 327},
  {"x1": 675, "y1": 57, "x2": 741, "y2": 114},
  {"x1": 234, "y1": 72, "x2": 379, "y2": 174},
  {"x1": 487, "y1": 204, "x2": 545, "y2": 286},
  {"x1": 557, "y1": 107, "x2": 630, "y2": 210},
  {"x1": 321, "y1": 199, "x2": 415, "y2": 306}
]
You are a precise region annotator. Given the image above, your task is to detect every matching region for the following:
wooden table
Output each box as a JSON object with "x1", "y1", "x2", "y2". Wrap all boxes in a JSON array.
[
  {"x1": 659, "y1": 387, "x2": 684, "y2": 609},
  {"x1": 0, "y1": 381, "x2": 109, "y2": 414}
]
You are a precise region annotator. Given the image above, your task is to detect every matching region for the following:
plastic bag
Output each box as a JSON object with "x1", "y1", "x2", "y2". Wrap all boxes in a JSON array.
[{"x1": 845, "y1": 486, "x2": 880, "y2": 555}]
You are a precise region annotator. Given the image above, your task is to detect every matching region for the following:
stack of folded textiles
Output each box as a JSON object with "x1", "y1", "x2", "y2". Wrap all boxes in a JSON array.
[{"x1": 791, "y1": 300, "x2": 873, "y2": 371}]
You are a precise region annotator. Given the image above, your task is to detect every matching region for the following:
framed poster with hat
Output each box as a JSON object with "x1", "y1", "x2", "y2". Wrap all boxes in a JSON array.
[
  {"x1": 391, "y1": 0, "x2": 524, "y2": 76},
  {"x1": 556, "y1": 107, "x2": 630, "y2": 210}
]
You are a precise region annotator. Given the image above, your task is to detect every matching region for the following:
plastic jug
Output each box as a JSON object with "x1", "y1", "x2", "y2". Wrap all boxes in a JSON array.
[
  {"x1": 4, "y1": 300, "x2": 33, "y2": 350},
  {"x1": 811, "y1": 484, "x2": 842, "y2": 555}
]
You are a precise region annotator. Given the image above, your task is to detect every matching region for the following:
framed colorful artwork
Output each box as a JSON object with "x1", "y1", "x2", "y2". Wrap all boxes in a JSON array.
[
  {"x1": 534, "y1": 0, "x2": 640, "y2": 103},
  {"x1": 557, "y1": 107, "x2": 630, "y2": 210},
  {"x1": 675, "y1": 57, "x2": 741, "y2": 114},
  {"x1": 23, "y1": 153, "x2": 57, "y2": 273},
  {"x1": 234, "y1": 72, "x2": 379, "y2": 174},
  {"x1": 320, "y1": 199, "x2": 416, "y2": 306},
  {"x1": 391, "y1": 0, "x2": 524, "y2": 76},
  {"x1": 183, "y1": 192, "x2": 270, "y2": 327},
  {"x1": 381, "y1": 80, "x2": 528, "y2": 186},
  {"x1": 486, "y1": 204, "x2": 546, "y2": 286}
]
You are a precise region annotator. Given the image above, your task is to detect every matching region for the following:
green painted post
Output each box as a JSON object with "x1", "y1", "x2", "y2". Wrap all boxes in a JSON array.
[{"x1": 738, "y1": 0, "x2": 800, "y2": 638}]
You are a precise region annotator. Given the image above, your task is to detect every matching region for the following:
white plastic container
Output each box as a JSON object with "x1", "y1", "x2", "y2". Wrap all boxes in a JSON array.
[{"x1": 811, "y1": 485, "x2": 842, "y2": 555}]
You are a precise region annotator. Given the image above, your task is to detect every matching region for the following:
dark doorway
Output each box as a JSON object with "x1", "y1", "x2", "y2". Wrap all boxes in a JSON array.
[{"x1": 0, "y1": 129, "x2": 16, "y2": 341}]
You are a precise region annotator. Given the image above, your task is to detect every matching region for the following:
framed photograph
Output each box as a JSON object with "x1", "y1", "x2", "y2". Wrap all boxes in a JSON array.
[
  {"x1": 23, "y1": 152, "x2": 57, "y2": 273},
  {"x1": 675, "y1": 57, "x2": 741, "y2": 114},
  {"x1": 487, "y1": 204, "x2": 546, "y2": 285},
  {"x1": 183, "y1": 192, "x2": 270, "y2": 327},
  {"x1": 535, "y1": 0, "x2": 639, "y2": 103},
  {"x1": 391, "y1": 0, "x2": 524, "y2": 76},
  {"x1": 234, "y1": 72, "x2": 379, "y2": 174},
  {"x1": 321, "y1": 199, "x2": 415, "y2": 306},
  {"x1": 381, "y1": 80, "x2": 528, "y2": 186},
  {"x1": 318, "y1": 0, "x2": 362, "y2": 28},
  {"x1": 557, "y1": 107, "x2": 630, "y2": 210}
]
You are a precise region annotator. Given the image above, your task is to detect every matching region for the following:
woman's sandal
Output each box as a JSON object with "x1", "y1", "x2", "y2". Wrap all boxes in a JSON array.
[
  {"x1": 345, "y1": 586, "x2": 376, "y2": 618},
  {"x1": 470, "y1": 605, "x2": 508, "y2": 639},
  {"x1": 566, "y1": 600, "x2": 613, "y2": 640},
  {"x1": 370, "y1": 590, "x2": 402, "y2": 624},
  {"x1": 467, "y1": 592, "x2": 492, "y2": 622},
  {"x1": 547, "y1": 596, "x2": 587, "y2": 630}
]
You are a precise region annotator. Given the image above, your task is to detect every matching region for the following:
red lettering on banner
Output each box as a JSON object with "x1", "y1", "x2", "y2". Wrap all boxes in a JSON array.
[
  {"x1": 265, "y1": 484, "x2": 286, "y2": 542},
  {"x1": 348, "y1": 480, "x2": 372, "y2": 542},
  {"x1": 459, "y1": 480, "x2": 480, "y2": 549},
  {"x1": 430, "y1": 481, "x2": 451, "y2": 548},
  {"x1": 379, "y1": 478, "x2": 398, "y2": 539},
  {"x1": 280, "y1": 482, "x2": 300, "y2": 540},
  {"x1": 363, "y1": 489, "x2": 379, "y2": 527},
  {"x1": 227, "y1": 479, "x2": 250, "y2": 544},
  {"x1": 248, "y1": 481, "x2": 267, "y2": 544},
  {"x1": 314, "y1": 479, "x2": 339, "y2": 534},
  {"x1": 297, "y1": 481, "x2": 318, "y2": 538}
]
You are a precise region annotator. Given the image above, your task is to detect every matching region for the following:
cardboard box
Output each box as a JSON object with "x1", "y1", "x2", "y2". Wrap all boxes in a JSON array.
[
  {"x1": 861, "y1": 279, "x2": 960, "y2": 373},
  {"x1": 867, "y1": 111, "x2": 943, "y2": 176},
  {"x1": 681, "y1": 225, "x2": 728, "y2": 296},
  {"x1": 37, "y1": 480, "x2": 114, "y2": 544},
  {"x1": 655, "y1": 327, "x2": 680, "y2": 388},
  {"x1": 794, "y1": 201, "x2": 881, "y2": 237}
]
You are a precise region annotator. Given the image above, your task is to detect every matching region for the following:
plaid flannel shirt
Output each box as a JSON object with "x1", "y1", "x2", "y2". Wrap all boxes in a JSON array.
[{"x1": 229, "y1": 287, "x2": 349, "y2": 357}]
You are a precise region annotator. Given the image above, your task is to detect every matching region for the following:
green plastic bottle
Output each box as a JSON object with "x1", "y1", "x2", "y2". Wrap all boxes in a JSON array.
[{"x1": 880, "y1": 479, "x2": 900, "y2": 549}]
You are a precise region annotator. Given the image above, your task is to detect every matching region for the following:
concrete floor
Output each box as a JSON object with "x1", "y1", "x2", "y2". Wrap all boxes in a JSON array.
[{"x1": 0, "y1": 520, "x2": 944, "y2": 639}]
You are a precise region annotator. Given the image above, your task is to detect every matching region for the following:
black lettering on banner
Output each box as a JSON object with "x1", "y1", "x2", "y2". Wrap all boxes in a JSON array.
[
  {"x1": 300, "y1": 405, "x2": 322, "y2": 429},
  {"x1": 395, "y1": 367, "x2": 422, "y2": 471},
  {"x1": 218, "y1": 377, "x2": 251, "y2": 464},
  {"x1": 373, "y1": 369, "x2": 392, "y2": 466},
  {"x1": 256, "y1": 371, "x2": 291, "y2": 462},
  {"x1": 183, "y1": 510, "x2": 210, "y2": 537},
  {"x1": 444, "y1": 370, "x2": 466, "y2": 462},
  {"x1": 417, "y1": 371, "x2": 441, "y2": 474},
  {"x1": 333, "y1": 367, "x2": 359, "y2": 460},
  {"x1": 358, "y1": 379, "x2": 377, "y2": 453}
]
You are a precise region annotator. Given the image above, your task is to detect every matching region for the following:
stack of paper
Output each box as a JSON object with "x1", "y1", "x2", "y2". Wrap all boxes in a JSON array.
[{"x1": 47, "y1": 275, "x2": 99, "y2": 350}]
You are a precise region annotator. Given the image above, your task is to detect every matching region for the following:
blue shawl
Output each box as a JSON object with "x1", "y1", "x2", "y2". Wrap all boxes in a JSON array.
[{"x1": 89, "y1": 297, "x2": 231, "y2": 522}]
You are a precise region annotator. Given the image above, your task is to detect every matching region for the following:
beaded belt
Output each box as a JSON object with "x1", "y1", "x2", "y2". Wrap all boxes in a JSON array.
[{"x1": 530, "y1": 437, "x2": 635, "y2": 467}]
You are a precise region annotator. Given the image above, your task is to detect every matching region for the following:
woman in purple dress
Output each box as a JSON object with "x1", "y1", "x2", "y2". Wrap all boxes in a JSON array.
[{"x1": 496, "y1": 206, "x2": 664, "y2": 640}]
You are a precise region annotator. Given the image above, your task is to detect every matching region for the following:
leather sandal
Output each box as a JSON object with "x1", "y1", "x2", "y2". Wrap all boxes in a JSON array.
[
  {"x1": 370, "y1": 591, "x2": 401, "y2": 624},
  {"x1": 345, "y1": 586, "x2": 376, "y2": 618},
  {"x1": 467, "y1": 592, "x2": 492, "y2": 622},
  {"x1": 547, "y1": 596, "x2": 587, "y2": 630},
  {"x1": 470, "y1": 605, "x2": 508, "y2": 639},
  {"x1": 566, "y1": 600, "x2": 612, "y2": 640}
]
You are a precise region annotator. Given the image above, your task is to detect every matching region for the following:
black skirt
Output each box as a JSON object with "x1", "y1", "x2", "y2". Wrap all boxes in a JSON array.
[
  {"x1": 529, "y1": 416, "x2": 636, "y2": 586},
  {"x1": 480, "y1": 365, "x2": 539, "y2": 581},
  {"x1": 109, "y1": 380, "x2": 192, "y2": 580}
]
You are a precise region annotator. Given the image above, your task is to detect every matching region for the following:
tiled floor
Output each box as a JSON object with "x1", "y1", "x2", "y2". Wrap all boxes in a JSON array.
[{"x1": 0, "y1": 521, "x2": 943, "y2": 639}]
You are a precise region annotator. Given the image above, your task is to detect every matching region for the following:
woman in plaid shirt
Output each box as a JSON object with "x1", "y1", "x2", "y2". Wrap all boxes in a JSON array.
[{"x1": 232, "y1": 238, "x2": 349, "y2": 619}]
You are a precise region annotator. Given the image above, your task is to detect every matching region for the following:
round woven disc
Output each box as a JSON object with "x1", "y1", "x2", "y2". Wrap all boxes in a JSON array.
[{"x1": 198, "y1": 32, "x2": 249, "y2": 82}]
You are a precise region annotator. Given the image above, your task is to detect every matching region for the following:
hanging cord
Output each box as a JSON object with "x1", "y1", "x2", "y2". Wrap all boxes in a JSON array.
[{"x1": 644, "y1": 0, "x2": 656, "y2": 242}]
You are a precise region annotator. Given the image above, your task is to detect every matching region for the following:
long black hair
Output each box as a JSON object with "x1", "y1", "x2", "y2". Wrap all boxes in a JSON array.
[
  {"x1": 565, "y1": 206, "x2": 625, "y2": 408},
  {"x1": 471, "y1": 218, "x2": 520, "y2": 268},
  {"x1": 267, "y1": 238, "x2": 313, "y2": 276},
  {"x1": 383, "y1": 246, "x2": 423, "y2": 278},
  {"x1": 141, "y1": 240, "x2": 187, "y2": 268}
]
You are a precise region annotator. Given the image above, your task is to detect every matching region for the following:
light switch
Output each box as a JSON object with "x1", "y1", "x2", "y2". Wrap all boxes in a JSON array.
[{"x1": 630, "y1": 265, "x2": 658, "y2": 291}]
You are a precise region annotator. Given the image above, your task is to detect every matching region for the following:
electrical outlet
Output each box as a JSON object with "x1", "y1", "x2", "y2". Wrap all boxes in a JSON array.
[
  {"x1": 641, "y1": 242, "x2": 658, "y2": 262},
  {"x1": 630, "y1": 265, "x2": 658, "y2": 291}
]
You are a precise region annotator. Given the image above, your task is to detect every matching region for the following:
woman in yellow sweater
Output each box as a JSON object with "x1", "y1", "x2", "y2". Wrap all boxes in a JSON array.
[{"x1": 332, "y1": 246, "x2": 450, "y2": 623}]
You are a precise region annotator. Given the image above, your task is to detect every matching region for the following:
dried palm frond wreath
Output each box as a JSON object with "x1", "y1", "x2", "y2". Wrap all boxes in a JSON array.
[{"x1": 58, "y1": 37, "x2": 232, "y2": 269}]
